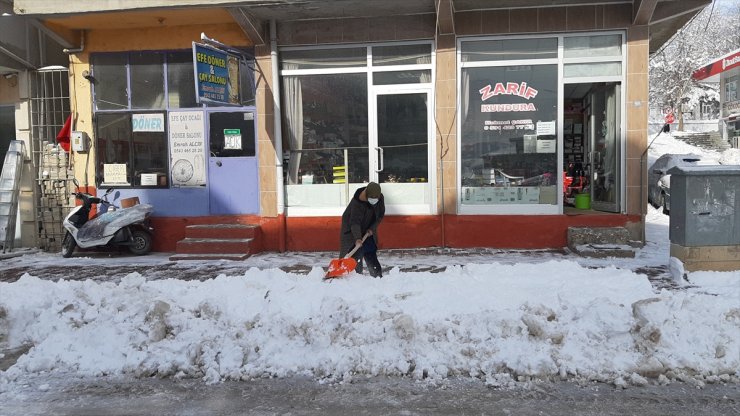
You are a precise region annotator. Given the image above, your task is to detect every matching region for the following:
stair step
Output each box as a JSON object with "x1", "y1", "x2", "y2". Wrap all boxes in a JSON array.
[
  {"x1": 185, "y1": 224, "x2": 259, "y2": 239},
  {"x1": 570, "y1": 243, "x2": 637, "y2": 258},
  {"x1": 175, "y1": 237, "x2": 254, "y2": 255},
  {"x1": 169, "y1": 253, "x2": 251, "y2": 261},
  {"x1": 568, "y1": 226, "x2": 631, "y2": 245}
]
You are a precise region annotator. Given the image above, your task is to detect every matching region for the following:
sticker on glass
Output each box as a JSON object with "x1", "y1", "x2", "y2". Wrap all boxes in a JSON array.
[{"x1": 224, "y1": 129, "x2": 242, "y2": 150}]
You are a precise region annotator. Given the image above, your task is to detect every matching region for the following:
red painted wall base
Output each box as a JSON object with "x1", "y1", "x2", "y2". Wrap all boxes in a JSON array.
[{"x1": 151, "y1": 213, "x2": 641, "y2": 252}]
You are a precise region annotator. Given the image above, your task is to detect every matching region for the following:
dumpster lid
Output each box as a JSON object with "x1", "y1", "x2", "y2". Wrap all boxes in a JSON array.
[{"x1": 668, "y1": 165, "x2": 740, "y2": 176}]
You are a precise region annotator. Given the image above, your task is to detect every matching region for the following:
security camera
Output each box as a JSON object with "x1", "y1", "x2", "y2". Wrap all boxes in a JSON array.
[{"x1": 81, "y1": 70, "x2": 95, "y2": 82}]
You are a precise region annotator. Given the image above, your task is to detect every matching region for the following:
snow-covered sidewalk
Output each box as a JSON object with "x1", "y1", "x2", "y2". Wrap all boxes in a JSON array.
[{"x1": 1, "y1": 208, "x2": 738, "y2": 388}]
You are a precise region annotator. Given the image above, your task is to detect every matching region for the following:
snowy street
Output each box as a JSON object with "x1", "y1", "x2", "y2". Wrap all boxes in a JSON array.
[
  {"x1": 1, "y1": 203, "x2": 739, "y2": 415},
  {"x1": 1, "y1": 131, "x2": 740, "y2": 416}
]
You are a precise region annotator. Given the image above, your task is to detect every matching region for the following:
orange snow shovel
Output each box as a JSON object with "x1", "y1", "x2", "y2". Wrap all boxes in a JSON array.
[{"x1": 324, "y1": 232, "x2": 371, "y2": 279}]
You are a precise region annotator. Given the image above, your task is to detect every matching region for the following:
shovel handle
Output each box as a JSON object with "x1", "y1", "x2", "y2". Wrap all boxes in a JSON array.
[{"x1": 345, "y1": 232, "x2": 371, "y2": 258}]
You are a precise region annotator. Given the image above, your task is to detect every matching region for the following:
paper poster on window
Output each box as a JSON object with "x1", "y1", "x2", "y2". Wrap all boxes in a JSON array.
[
  {"x1": 536, "y1": 121, "x2": 556, "y2": 136},
  {"x1": 169, "y1": 111, "x2": 206, "y2": 186},
  {"x1": 132, "y1": 113, "x2": 165, "y2": 132},
  {"x1": 140, "y1": 173, "x2": 158, "y2": 186},
  {"x1": 224, "y1": 129, "x2": 242, "y2": 150},
  {"x1": 103, "y1": 163, "x2": 128, "y2": 184}
]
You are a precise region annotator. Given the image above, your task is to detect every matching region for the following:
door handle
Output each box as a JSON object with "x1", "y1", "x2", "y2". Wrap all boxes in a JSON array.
[
  {"x1": 375, "y1": 147, "x2": 384, "y2": 172},
  {"x1": 216, "y1": 161, "x2": 222, "y2": 167}
]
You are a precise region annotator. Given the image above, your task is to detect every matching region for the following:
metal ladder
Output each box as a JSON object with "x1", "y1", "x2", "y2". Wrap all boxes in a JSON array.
[{"x1": 0, "y1": 140, "x2": 25, "y2": 252}]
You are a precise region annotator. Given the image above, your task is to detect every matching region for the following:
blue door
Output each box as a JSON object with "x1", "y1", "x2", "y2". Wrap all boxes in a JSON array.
[{"x1": 207, "y1": 110, "x2": 259, "y2": 215}]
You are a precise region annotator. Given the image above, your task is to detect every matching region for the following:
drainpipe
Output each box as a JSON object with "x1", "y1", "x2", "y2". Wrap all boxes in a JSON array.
[
  {"x1": 270, "y1": 20, "x2": 286, "y2": 252},
  {"x1": 639, "y1": 123, "x2": 669, "y2": 245},
  {"x1": 62, "y1": 30, "x2": 85, "y2": 54}
]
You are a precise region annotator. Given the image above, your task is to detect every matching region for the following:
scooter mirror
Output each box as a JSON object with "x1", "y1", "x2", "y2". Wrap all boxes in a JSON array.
[
  {"x1": 114, "y1": 191, "x2": 121, "y2": 200},
  {"x1": 72, "y1": 178, "x2": 79, "y2": 188},
  {"x1": 106, "y1": 188, "x2": 114, "y2": 195},
  {"x1": 662, "y1": 123, "x2": 670, "y2": 133}
]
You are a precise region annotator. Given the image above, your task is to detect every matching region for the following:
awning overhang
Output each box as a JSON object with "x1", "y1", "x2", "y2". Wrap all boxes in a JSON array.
[{"x1": 12, "y1": 0, "x2": 712, "y2": 51}]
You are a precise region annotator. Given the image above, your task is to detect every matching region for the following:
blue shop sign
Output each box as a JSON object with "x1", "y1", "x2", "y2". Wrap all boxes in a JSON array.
[{"x1": 193, "y1": 42, "x2": 240, "y2": 105}]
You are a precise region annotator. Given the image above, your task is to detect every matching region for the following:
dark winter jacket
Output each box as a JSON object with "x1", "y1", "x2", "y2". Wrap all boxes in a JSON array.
[{"x1": 339, "y1": 186, "x2": 385, "y2": 257}]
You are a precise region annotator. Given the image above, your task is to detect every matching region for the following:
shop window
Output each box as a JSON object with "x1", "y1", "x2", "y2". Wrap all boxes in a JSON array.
[
  {"x1": 130, "y1": 52, "x2": 165, "y2": 109},
  {"x1": 167, "y1": 51, "x2": 198, "y2": 108},
  {"x1": 373, "y1": 70, "x2": 432, "y2": 85},
  {"x1": 281, "y1": 47, "x2": 367, "y2": 70},
  {"x1": 460, "y1": 64, "x2": 558, "y2": 206},
  {"x1": 564, "y1": 34, "x2": 622, "y2": 58},
  {"x1": 92, "y1": 54, "x2": 128, "y2": 110},
  {"x1": 282, "y1": 73, "x2": 369, "y2": 187},
  {"x1": 461, "y1": 38, "x2": 557, "y2": 62},
  {"x1": 91, "y1": 50, "x2": 256, "y2": 188},
  {"x1": 372, "y1": 44, "x2": 432, "y2": 66},
  {"x1": 564, "y1": 62, "x2": 622, "y2": 78},
  {"x1": 95, "y1": 112, "x2": 169, "y2": 187},
  {"x1": 726, "y1": 77, "x2": 738, "y2": 102},
  {"x1": 93, "y1": 50, "x2": 255, "y2": 110}
]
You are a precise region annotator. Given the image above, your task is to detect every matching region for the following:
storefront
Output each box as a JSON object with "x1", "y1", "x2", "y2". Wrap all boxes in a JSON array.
[
  {"x1": 89, "y1": 46, "x2": 257, "y2": 216},
  {"x1": 280, "y1": 42, "x2": 436, "y2": 216},
  {"x1": 457, "y1": 33, "x2": 624, "y2": 214},
  {"x1": 693, "y1": 48, "x2": 740, "y2": 147},
  {"x1": 13, "y1": 0, "x2": 711, "y2": 253}
]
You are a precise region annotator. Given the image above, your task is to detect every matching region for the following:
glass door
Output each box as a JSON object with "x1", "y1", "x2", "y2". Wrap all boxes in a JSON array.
[
  {"x1": 589, "y1": 83, "x2": 621, "y2": 212},
  {"x1": 371, "y1": 88, "x2": 434, "y2": 214}
]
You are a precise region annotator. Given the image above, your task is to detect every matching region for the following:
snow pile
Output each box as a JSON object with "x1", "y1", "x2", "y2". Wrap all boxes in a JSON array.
[
  {"x1": 1, "y1": 263, "x2": 738, "y2": 385},
  {"x1": 719, "y1": 148, "x2": 740, "y2": 165}
]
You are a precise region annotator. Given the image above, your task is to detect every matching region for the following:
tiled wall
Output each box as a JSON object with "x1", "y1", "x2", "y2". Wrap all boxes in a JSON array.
[
  {"x1": 255, "y1": 44, "x2": 277, "y2": 217},
  {"x1": 625, "y1": 25, "x2": 650, "y2": 218},
  {"x1": 454, "y1": 4, "x2": 633, "y2": 35},
  {"x1": 277, "y1": 14, "x2": 436, "y2": 45}
]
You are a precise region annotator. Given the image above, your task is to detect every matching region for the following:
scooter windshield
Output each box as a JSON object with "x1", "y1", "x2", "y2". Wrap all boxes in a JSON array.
[{"x1": 76, "y1": 204, "x2": 153, "y2": 242}]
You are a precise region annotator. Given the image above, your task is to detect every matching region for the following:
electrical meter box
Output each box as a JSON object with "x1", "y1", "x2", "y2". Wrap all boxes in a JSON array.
[
  {"x1": 71, "y1": 131, "x2": 89, "y2": 152},
  {"x1": 669, "y1": 165, "x2": 740, "y2": 246}
]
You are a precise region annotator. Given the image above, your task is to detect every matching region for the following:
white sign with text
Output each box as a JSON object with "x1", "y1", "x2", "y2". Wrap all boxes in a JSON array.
[{"x1": 169, "y1": 111, "x2": 206, "y2": 186}]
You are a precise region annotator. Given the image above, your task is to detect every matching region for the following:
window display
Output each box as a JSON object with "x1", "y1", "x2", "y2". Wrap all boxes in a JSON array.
[{"x1": 460, "y1": 64, "x2": 558, "y2": 205}]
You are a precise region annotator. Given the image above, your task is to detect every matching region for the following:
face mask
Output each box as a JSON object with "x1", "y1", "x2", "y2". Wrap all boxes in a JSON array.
[{"x1": 367, "y1": 197, "x2": 379, "y2": 205}]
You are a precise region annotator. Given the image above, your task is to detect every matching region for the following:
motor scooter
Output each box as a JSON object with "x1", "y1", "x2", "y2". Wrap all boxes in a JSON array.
[{"x1": 61, "y1": 179, "x2": 155, "y2": 258}]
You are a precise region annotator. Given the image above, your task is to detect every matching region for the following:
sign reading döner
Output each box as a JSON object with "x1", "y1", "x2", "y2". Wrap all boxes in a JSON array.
[{"x1": 479, "y1": 82, "x2": 538, "y2": 112}]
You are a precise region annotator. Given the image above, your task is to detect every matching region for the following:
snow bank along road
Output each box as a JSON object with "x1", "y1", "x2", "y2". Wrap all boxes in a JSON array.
[{"x1": 1, "y1": 260, "x2": 738, "y2": 390}]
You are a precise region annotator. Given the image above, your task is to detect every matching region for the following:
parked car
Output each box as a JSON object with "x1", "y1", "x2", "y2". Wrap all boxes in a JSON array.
[{"x1": 648, "y1": 153, "x2": 707, "y2": 214}]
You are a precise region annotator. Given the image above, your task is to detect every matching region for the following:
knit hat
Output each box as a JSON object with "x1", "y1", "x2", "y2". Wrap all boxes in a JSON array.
[{"x1": 365, "y1": 182, "x2": 381, "y2": 198}]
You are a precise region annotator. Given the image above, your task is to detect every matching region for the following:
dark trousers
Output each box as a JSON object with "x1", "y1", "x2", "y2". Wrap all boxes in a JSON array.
[{"x1": 351, "y1": 238, "x2": 382, "y2": 277}]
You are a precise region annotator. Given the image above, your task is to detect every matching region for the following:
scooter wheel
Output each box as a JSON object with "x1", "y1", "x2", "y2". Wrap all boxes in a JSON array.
[
  {"x1": 129, "y1": 230, "x2": 152, "y2": 255},
  {"x1": 61, "y1": 232, "x2": 76, "y2": 258}
]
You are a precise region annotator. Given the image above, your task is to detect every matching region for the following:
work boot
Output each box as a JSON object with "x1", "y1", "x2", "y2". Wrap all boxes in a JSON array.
[
  {"x1": 365, "y1": 253, "x2": 382, "y2": 278},
  {"x1": 369, "y1": 266, "x2": 383, "y2": 278}
]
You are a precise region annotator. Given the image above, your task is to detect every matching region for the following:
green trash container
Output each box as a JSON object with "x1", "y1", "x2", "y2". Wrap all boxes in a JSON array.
[{"x1": 574, "y1": 193, "x2": 591, "y2": 209}]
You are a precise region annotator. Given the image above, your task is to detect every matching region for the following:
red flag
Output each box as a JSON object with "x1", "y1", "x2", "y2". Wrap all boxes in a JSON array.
[{"x1": 56, "y1": 114, "x2": 72, "y2": 152}]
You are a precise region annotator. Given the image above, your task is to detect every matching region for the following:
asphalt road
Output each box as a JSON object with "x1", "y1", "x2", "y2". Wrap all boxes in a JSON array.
[{"x1": 1, "y1": 374, "x2": 738, "y2": 416}]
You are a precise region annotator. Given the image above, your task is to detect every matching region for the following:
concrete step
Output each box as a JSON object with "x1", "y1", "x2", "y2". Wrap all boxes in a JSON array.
[
  {"x1": 175, "y1": 237, "x2": 254, "y2": 255},
  {"x1": 567, "y1": 226, "x2": 639, "y2": 258},
  {"x1": 569, "y1": 243, "x2": 637, "y2": 258},
  {"x1": 185, "y1": 224, "x2": 259, "y2": 239},
  {"x1": 169, "y1": 253, "x2": 251, "y2": 261},
  {"x1": 673, "y1": 131, "x2": 730, "y2": 151}
]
